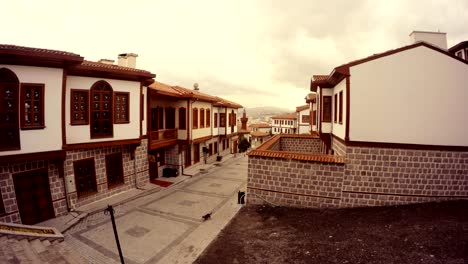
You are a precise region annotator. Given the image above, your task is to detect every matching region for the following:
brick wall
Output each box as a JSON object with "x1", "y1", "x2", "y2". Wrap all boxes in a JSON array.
[
  {"x1": 64, "y1": 142, "x2": 148, "y2": 209},
  {"x1": 341, "y1": 146, "x2": 468, "y2": 207},
  {"x1": 0, "y1": 160, "x2": 67, "y2": 224},
  {"x1": 247, "y1": 156, "x2": 344, "y2": 208},
  {"x1": 280, "y1": 137, "x2": 321, "y2": 153}
]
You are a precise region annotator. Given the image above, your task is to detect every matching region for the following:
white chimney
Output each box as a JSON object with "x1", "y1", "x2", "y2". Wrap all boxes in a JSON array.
[
  {"x1": 117, "y1": 53, "x2": 138, "y2": 68},
  {"x1": 98, "y1": 59, "x2": 115, "y2": 65},
  {"x1": 409, "y1": 30, "x2": 447, "y2": 50}
]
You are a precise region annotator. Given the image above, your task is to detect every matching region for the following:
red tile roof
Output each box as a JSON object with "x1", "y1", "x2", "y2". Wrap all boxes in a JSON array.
[
  {"x1": 149, "y1": 81, "x2": 242, "y2": 108},
  {"x1": 296, "y1": 105, "x2": 309, "y2": 112},
  {"x1": 250, "y1": 123, "x2": 271, "y2": 128},
  {"x1": 311, "y1": 42, "x2": 468, "y2": 92},
  {"x1": 79, "y1": 60, "x2": 155, "y2": 78},
  {"x1": 247, "y1": 134, "x2": 345, "y2": 164},
  {"x1": 251, "y1": 131, "x2": 269, "y2": 137},
  {"x1": 271, "y1": 113, "x2": 296, "y2": 120},
  {"x1": 0, "y1": 44, "x2": 81, "y2": 57}
]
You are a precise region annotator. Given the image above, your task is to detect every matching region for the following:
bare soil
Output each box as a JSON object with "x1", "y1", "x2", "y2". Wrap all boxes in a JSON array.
[{"x1": 195, "y1": 201, "x2": 468, "y2": 264}]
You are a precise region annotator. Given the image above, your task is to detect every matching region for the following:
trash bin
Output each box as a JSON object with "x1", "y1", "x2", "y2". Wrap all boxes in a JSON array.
[
  {"x1": 163, "y1": 168, "x2": 178, "y2": 177},
  {"x1": 216, "y1": 156, "x2": 223, "y2": 162}
]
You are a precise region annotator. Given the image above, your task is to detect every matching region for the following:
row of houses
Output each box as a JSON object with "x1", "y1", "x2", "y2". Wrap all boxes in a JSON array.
[
  {"x1": 0, "y1": 45, "x2": 241, "y2": 225},
  {"x1": 247, "y1": 31, "x2": 468, "y2": 208}
]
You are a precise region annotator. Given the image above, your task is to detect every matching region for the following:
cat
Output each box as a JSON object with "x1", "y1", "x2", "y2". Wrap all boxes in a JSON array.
[{"x1": 202, "y1": 212, "x2": 212, "y2": 221}]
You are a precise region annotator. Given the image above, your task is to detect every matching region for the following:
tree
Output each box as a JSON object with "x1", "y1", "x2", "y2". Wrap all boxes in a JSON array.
[{"x1": 238, "y1": 135, "x2": 251, "y2": 152}]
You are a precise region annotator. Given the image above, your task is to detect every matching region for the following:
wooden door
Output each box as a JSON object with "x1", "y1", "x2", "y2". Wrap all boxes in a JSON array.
[
  {"x1": 13, "y1": 168, "x2": 55, "y2": 225},
  {"x1": 233, "y1": 140, "x2": 238, "y2": 154},
  {"x1": 184, "y1": 145, "x2": 191, "y2": 167},
  {"x1": 149, "y1": 152, "x2": 158, "y2": 180},
  {"x1": 194, "y1": 144, "x2": 200, "y2": 163}
]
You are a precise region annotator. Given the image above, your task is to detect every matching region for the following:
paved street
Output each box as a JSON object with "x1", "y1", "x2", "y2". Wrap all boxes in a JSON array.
[{"x1": 64, "y1": 155, "x2": 248, "y2": 264}]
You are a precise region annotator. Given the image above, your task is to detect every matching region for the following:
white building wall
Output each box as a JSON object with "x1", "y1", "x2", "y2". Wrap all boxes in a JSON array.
[
  {"x1": 66, "y1": 76, "x2": 141, "y2": 144},
  {"x1": 142, "y1": 86, "x2": 147, "y2": 136},
  {"x1": 331, "y1": 79, "x2": 346, "y2": 140},
  {"x1": 0, "y1": 65, "x2": 63, "y2": 155},
  {"x1": 350, "y1": 46, "x2": 468, "y2": 146},
  {"x1": 191, "y1": 101, "x2": 212, "y2": 139},
  {"x1": 320, "y1": 88, "x2": 333, "y2": 133},
  {"x1": 298, "y1": 109, "x2": 310, "y2": 134},
  {"x1": 212, "y1": 107, "x2": 220, "y2": 136}
]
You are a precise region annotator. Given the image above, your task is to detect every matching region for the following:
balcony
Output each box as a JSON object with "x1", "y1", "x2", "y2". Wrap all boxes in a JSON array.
[{"x1": 149, "y1": 128, "x2": 178, "y2": 150}]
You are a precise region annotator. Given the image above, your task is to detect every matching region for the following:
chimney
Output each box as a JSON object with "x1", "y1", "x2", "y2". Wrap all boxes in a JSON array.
[
  {"x1": 409, "y1": 30, "x2": 447, "y2": 50},
  {"x1": 241, "y1": 109, "x2": 248, "y2": 130},
  {"x1": 98, "y1": 59, "x2": 115, "y2": 65},
  {"x1": 117, "y1": 53, "x2": 138, "y2": 68}
]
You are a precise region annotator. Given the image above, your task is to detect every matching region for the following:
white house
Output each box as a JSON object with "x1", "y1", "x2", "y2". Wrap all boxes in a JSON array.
[
  {"x1": 305, "y1": 93, "x2": 317, "y2": 133},
  {"x1": 0, "y1": 45, "x2": 155, "y2": 224},
  {"x1": 271, "y1": 113, "x2": 296, "y2": 134},
  {"x1": 295, "y1": 105, "x2": 310, "y2": 134}
]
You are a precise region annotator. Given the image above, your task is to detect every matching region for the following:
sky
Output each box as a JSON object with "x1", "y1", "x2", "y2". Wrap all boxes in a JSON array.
[{"x1": 1, "y1": 0, "x2": 467, "y2": 110}]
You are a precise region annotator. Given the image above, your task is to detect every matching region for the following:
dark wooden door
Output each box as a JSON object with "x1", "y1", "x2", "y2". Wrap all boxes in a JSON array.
[
  {"x1": 233, "y1": 141, "x2": 238, "y2": 153},
  {"x1": 194, "y1": 144, "x2": 200, "y2": 163},
  {"x1": 149, "y1": 153, "x2": 158, "y2": 180},
  {"x1": 13, "y1": 168, "x2": 55, "y2": 225},
  {"x1": 184, "y1": 145, "x2": 191, "y2": 167}
]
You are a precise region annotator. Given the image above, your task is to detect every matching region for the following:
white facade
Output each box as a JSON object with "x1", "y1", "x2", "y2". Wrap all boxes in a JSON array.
[
  {"x1": 0, "y1": 65, "x2": 63, "y2": 155},
  {"x1": 297, "y1": 108, "x2": 310, "y2": 134},
  {"x1": 271, "y1": 118, "x2": 296, "y2": 134},
  {"x1": 191, "y1": 100, "x2": 213, "y2": 140},
  {"x1": 65, "y1": 76, "x2": 141, "y2": 144},
  {"x1": 349, "y1": 45, "x2": 468, "y2": 146},
  {"x1": 331, "y1": 79, "x2": 346, "y2": 140}
]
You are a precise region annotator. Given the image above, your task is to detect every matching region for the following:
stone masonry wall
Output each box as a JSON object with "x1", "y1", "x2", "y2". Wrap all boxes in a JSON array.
[
  {"x1": 0, "y1": 160, "x2": 67, "y2": 224},
  {"x1": 331, "y1": 136, "x2": 347, "y2": 156},
  {"x1": 280, "y1": 137, "x2": 321, "y2": 153},
  {"x1": 341, "y1": 146, "x2": 468, "y2": 207},
  {"x1": 247, "y1": 156, "x2": 345, "y2": 208},
  {"x1": 65, "y1": 142, "x2": 148, "y2": 209}
]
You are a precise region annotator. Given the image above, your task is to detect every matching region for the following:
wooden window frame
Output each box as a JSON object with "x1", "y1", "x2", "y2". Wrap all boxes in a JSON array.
[
  {"x1": 322, "y1": 96, "x2": 332, "y2": 122},
  {"x1": 179, "y1": 107, "x2": 186, "y2": 129},
  {"x1": 20, "y1": 83, "x2": 45, "y2": 130},
  {"x1": 339, "y1": 91, "x2": 343, "y2": 124},
  {"x1": 157, "y1": 106, "x2": 164, "y2": 129},
  {"x1": 206, "y1": 109, "x2": 210, "y2": 128},
  {"x1": 140, "y1": 94, "x2": 144, "y2": 121},
  {"x1": 105, "y1": 152, "x2": 124, "y2": 189},
  {"x1": 200, "y1": 108, "x2": 205, "y2": 128},
  {"x1": 114, "y1": 92, "x2": 130, "y2": 124},
  {"x1": 214, "y1": 113, "x2": 218, "y2": 128},
  {"x1": 0, "y1": 68, "x2": 20, "y2": 151},
  {"x1": 456, "y1": 51, "x2": 463, "y2": 58},
  {"x1": 73, "y1": 158, "x2": 98, "y2": 198},
  {"x1": 193, "y1": 108, "x2": 198, "y2": 129},
  {"x1": 312, "y1": 110, "x2": 317, "y2": 125},
  {"x1": 165, "y1": 107, "x2": 175, "y2": 129},
  {"x1": 90, "y1": 81, "x2": 113, "y2": 139},
  {"x1": 70, "y1": 89, "x2": 89, "y2": 125},
  {"x1": 334, "y1": 94, "x2": 338, "y2": 123},
  {"x1": 220, "y1": 113, "x2": 226, "y2": 127}
]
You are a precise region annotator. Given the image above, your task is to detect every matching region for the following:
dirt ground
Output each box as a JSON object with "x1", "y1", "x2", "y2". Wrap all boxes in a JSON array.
[{"x1": 195, "y1": 201, "x2": 468, "y2": 264}]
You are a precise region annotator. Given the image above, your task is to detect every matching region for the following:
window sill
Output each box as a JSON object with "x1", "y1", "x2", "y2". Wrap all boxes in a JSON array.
[
  {"x1": 90, "y1": 135, "x2": 114, "y2": 139},
  {"x1": 21, "y1": 126, "x2": 46, "y2": 130},
  {"x1": 70, "y1": 122, "x2": 89, "y2": 126},
  {"x1": 115, "y1": 121, "x2": 130, "y2": 124}
]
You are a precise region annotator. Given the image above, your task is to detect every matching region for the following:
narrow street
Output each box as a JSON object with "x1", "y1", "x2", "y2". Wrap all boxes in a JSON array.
[{"x1": 64, "y1": 155, "x2": 248, "y2": 264}]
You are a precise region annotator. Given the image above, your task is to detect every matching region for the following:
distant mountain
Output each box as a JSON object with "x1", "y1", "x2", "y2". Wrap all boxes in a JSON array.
[{"x1": 245, "y1": 106, "x2": 292, "y2": 123}]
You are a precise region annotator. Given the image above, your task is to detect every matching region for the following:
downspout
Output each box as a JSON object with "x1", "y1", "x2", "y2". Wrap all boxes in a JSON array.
[{"x1": 60, "y1": 68, "x2": 70, "y2": 212}]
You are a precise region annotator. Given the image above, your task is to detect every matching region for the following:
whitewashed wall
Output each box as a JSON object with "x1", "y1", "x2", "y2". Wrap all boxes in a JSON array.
[
  {"x1": 142, "y1": 86, "x2": 147, "y2": 136},
  {"x1": 320, "y1": 88, "x2": 333, "y2": 133},
  {"x1": 0, "y1": 65, "x2": 63, "y2": 155},
  {"x1": 191, "y1": 101, "x2": 212, "y2": 139},
  {"x1": 350, "y1": 46, "x2": 468, "y2": 146},
  {"x1": 331, "y1": 79, "x2": 346, "y2": 139},
  {"x1": 66, "y1": 76, "x2": 140, "y2": 144}
]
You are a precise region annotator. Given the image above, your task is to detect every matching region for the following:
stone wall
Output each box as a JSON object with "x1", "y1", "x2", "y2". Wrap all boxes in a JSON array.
[
  {"x1": 64, "y1": 142, "x2": 148, "y2": 209},
  {"x1": 280, "y1": 137, "x2": 321, "y2": 153},
  {"x1": 341, "y1": 146, "x2": 468, "y2": 207},
  {"x1": 247, "y1": 136, "x2": 468, "y2": 209},
  {"x1": 0, "y1": 160, "x2": 68, "y2": 224},
  {"x1": 247, "y1": 156, "x2": 345, "y2": 208},
  {"x1": 331, "y1": 136, "x2": 347, "y2": 156}
]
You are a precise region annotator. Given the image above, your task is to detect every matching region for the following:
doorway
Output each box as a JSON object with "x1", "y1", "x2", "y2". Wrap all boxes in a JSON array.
[{"x1": 13, "y1": 168, "x2": 55, "y2": 225}]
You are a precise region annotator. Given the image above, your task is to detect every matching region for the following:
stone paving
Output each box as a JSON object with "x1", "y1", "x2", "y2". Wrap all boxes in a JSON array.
[{"x1": 63, "y1": 156, "x2": 248, "y2": 264}]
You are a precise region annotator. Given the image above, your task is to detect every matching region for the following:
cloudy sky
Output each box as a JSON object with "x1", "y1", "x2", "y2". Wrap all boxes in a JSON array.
[{"x1": 1, "y1": 0, "x2": 467, "y2": 110}]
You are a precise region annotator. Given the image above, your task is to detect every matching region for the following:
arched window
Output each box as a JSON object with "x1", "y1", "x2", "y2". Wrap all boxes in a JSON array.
[
  {"x1": 90, "y1": 81, "x2": 113, "y2": 138},
  {"x1": 192, "y1": 108, "x2": 198, "y2": 129},
  {"x1": 200, "y1": 108, "x2": 205, "y2": 128},
  {"x1": 0, "y1": 68, "x2": 20, "y2": 150}
]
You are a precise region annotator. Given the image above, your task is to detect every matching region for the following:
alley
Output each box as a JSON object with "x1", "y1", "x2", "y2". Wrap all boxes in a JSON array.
[{"x1": 64, "y1": 155, "x2": 248, "y2": 264}]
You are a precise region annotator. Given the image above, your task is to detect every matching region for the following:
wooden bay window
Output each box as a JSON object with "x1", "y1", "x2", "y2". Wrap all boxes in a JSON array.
[
  {"x1": 21, "y1": 83, "x2": 44, "y2": 129},
  {"x1": 71, "y1": 89, "x2": 89, "y2": 125},
  {"x1": 114, "y1": 92, "x2": 129, "y2": 124}
]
